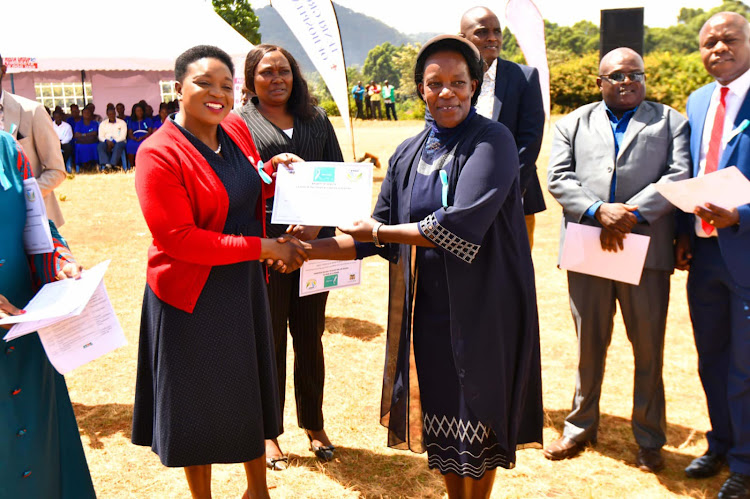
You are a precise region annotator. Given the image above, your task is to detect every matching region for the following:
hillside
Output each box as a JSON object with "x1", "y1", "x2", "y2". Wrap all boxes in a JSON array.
[{"x1": 256, "y1": 3, "x2": 436, "y2": 71}]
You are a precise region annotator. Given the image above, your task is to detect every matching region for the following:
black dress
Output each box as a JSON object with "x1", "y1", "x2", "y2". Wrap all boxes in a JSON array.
[{"x1": 131, "y1": 122, "x2": 281, "y2": 467}]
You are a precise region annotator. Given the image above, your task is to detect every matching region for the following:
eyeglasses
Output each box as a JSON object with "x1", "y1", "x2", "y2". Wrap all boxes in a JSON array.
[{"x1": 599, "y1": 71, "x2": 645, "y2": 83}]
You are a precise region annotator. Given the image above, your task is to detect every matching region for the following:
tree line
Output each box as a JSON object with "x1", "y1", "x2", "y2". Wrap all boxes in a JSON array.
[{"x1": 213, "y1": 0, "x2": 749, "y2": 118}]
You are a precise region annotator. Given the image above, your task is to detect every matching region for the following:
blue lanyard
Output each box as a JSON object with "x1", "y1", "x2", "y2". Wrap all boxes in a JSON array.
[{"x1": 439, "y1": 169, "x2": 449, "y2": 208}]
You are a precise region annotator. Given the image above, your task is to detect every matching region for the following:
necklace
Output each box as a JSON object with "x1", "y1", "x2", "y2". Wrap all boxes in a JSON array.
[{"x1": 214, "y1": 143, "x2": 222, "y2": 154}]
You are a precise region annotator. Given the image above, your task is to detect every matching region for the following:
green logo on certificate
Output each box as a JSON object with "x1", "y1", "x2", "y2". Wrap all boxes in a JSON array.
[
  {"x1": 313, "y1": 167, "x2": 336, "y2": 183},
  {"x1": 323, "y1": 274, "x2": 339, "y2": 288}
]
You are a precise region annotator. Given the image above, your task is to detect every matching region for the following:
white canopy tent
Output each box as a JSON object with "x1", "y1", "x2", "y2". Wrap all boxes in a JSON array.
[{"x1": 1, "y1": 0, "x2": 254, "y2": 112}]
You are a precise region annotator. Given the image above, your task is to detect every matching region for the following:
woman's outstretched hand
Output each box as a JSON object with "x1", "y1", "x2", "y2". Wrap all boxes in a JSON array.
[
  {"x1": 269, "y1": 153, "x2": 304, "y2": 177},
  {"x1": 338, "y1": 218, "x2": 377, "y2": 243},
  {"x1": 0, "y1": 294, "x2": 25, "y2": 329},
  {"x1": 261, "y1": 235, "x2": 310, "y2": 273}
]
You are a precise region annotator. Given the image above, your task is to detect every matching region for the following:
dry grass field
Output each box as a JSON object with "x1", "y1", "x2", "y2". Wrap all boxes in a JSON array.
[{"x1": 54, "y1": 116, "x2": 721, "y2": 498}]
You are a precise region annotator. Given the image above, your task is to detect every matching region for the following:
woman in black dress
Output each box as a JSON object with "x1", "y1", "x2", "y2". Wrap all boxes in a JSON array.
[
  {"x1": 236, "y1": 44, "x2": 343, "y2": 469},
  {"x1": 303, "y1": 35, "x2": 543, "y2": 498},
  {"x1": 131, "y1": 45, "x2": 309, "y2": 499}
]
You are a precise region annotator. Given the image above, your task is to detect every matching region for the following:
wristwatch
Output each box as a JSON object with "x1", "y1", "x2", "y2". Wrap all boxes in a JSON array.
[{"x1": 372, "y1": 222, "x2": 385, "y2": 247}]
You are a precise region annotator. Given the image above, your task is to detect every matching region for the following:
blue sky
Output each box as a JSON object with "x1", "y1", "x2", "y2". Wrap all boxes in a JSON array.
[{"x1": 249, "y1": 0, "x2": 732, "y2": 34}]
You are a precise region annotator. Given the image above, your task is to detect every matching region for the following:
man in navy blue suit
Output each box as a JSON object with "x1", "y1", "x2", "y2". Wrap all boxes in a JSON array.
[
  {"x1": 676, "y1": 12, "x2": 750, "y2": 498},
  {"x1": 460, "y1": 6, "x2": 546, "y2": 248}
]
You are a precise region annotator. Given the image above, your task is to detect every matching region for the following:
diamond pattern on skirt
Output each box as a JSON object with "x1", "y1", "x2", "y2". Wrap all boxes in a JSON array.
[{"x1": 423, "y1": 413, "x2": 491, "y2": 444}]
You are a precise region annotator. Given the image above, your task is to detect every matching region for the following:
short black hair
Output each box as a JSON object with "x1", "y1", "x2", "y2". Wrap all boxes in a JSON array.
[
  {"x1": 175, "y1": 45, "x2": 234, "y2": 83},
  {"x1": 414, "y1": 37, "x2": 483, "y2": 106}
]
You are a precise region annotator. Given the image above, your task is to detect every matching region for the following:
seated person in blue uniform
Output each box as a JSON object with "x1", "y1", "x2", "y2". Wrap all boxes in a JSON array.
[
  {"x1": 73, "y1": 107, "x2": 99, "y2": 172},
  {"x1": 126, "y1": 103, "x2": 150, "y2": 168},
  {"x1": 150, "y1": 103, "x2": 169, "y2": 132}
]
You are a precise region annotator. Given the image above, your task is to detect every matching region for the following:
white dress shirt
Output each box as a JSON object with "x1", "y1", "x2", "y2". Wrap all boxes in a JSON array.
[
  {"x1": 53, "y1": 121, "x2": 73, "y2": 144},
  {"x1": 475, "y1": 59, "x2": 497, "y2": 120},
  {"x1": 98, "y1": 118, "x2": 127, "y2": 142},
  {"x1": 695, "y1": 67, "x2": 750, "y2": 237}
]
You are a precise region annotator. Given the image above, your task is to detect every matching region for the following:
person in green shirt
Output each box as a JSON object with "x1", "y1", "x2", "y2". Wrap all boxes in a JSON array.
[{"x1": 382, "y1": 80, "x2": 397, "y2": 121}]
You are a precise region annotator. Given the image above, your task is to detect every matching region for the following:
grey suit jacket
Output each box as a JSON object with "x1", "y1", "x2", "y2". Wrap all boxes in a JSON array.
[
  {"x1": 547, "y1": 101, "x2": 691, "y2": 272},
  {"x1": 4, "y1": 92, "x2": 66, "y2": 226}
]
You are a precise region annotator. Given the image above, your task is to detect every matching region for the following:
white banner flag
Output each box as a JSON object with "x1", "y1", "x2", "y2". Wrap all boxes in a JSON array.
[
  {"x1": 505, "y1": 0, "x2": 550, "y2": 120},
  {"x1": 271, "y1": 0, "x2": 352, "y2": 145}
]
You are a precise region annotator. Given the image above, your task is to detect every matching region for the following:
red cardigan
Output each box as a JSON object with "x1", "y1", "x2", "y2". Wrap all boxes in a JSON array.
[{"x1": 134, "y1": 113, "x2": 275, "y2": 313}]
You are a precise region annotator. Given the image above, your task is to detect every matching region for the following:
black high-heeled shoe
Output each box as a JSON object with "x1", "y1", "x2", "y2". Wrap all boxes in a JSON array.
[{"x1": 306, "y1": 432, "x2": 335, "y2": 461}]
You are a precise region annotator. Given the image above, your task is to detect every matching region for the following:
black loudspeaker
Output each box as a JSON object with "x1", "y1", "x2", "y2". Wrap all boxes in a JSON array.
[{"x1": 600, "y1": 8, "x2": 644, "y2": 60}]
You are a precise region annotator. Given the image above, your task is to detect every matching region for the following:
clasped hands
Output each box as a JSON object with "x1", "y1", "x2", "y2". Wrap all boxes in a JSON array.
[{"x1": 594, "y1": 202, "x2": 639, "y2": 252}]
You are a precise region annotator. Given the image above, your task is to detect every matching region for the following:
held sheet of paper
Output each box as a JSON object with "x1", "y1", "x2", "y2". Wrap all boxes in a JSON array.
[
  {"x1": 299, "y1": 260, "x2": 361, "y2": 297},
  {"x1": 1, "y1": 261, "x2": 126, "y2": 374},
  {"x1": 653, "y1": 166, "x2": 750, "y2": 213},
  {"x1": 22, "y1": 177, "x2": 54, "y2": 254},
  {"x1": 560, "y1": 223, "x2": 651, "y2": 285},
  {"x1": 271, "y1": 162, "x2": 373, "y2": 227}
]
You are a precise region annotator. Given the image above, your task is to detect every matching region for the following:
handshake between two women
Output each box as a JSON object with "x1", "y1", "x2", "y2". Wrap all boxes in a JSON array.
[{"x1": 259, "y1": 220, "x2": 374, "y2": 273}]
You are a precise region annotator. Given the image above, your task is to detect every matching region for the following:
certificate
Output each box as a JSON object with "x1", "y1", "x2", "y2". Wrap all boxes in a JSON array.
[
  {"x1": 22, "y1": 178, "x2": 54, "y2": 254},
  {"x1": 299, "y1": 259, "x2": 361, "y2": 297},
  {"x1": 653, "y1": 166, "x2": 750, "y2": 213},
  {"x1": 2, "y1": 261, "x2": 127, "y2": 374},
  {"x1": 560, "y1": 223, "x2": 651, "y2": 285},
  {"x1": 271, "y1": 162, "x2": 373, "y2": 227}
]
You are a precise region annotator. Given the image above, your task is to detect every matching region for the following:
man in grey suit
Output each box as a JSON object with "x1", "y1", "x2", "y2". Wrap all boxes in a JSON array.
[
  {"x1": 0, "y1": 53, "x2": 66, "y2": 226},
  {"x1": 545, "y1": 48, "x2": 690, "y2": 471}
]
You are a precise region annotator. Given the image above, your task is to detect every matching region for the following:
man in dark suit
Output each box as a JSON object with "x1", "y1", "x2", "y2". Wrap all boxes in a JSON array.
[
  {"x1": 460, "y1": 6, "x2": 546, "y2": 248},
  {"x1": 676, "y1": 12, "x2": 750, "y2": 498},
  {"x1": 546, "y1": 47, "x2": 690, "y2": 471}
]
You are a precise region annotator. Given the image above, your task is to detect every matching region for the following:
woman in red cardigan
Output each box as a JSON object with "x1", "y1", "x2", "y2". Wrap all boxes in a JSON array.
[{"x1": 130, "y1": 45, "x2": 307, "y2": 499}]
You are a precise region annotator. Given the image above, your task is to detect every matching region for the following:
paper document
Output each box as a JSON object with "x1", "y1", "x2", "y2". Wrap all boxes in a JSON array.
[
  {"x1": 653, "y1": 166, "x2": 750, "y2": 213},
  {"x1": 2, "y1": 261, "x2": 126, "y2": 374},
  {"x1": 272, "y1": 162, "x2": 373, "y2": 227},
  {"x1": 560, "y1": 223, "x2": 651, "y2": 285},
  {"x1": 22, "y1": 178, "x2": 54, "y2": 254},
  {"x1": 299, "y1": 259, "x2": 361, "y2": 297}
]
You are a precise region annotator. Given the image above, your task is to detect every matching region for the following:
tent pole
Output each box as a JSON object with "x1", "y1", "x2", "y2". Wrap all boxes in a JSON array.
[
  {"x1": 10, "y1": 74, "x2": 15, "y2": 94},
  {"x1": 81, "y1": 71, "x2": 87, "y2": 105},
  {"x1": 329, "y1": 1, "x2": 356, "y2": 161}
]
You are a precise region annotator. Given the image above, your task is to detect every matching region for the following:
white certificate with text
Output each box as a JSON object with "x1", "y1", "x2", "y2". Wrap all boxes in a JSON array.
[
  {"x1": 299, "y1": 259, "x2": 361, "y2": 297},
  {"x1": 271, "y1": 162, "x2": 373, "y2": 227},
  {"x1": 2, "y1": 261, "x2": 126, "y2": 374}
]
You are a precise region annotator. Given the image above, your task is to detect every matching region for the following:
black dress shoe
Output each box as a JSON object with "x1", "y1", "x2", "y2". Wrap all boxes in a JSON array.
[
  {"x1": 719, "y1": 472, "x2": 750, "y2": 499},
  {"x1": 636, "y1": 447, "x2": 665, "y2": 473},
  {"x1": 685, "y1": 451, "x2": 727, "y2": 478}
]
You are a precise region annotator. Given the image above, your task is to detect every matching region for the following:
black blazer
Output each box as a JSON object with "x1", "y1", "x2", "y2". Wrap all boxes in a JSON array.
[{"x1": 494, "y1": 58, "x2": 546, "y2": 215}]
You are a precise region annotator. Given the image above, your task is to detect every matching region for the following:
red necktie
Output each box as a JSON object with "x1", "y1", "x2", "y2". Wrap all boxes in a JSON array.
[{"x1": 702, "y1": 87, "x2": 730, "y2": 235}]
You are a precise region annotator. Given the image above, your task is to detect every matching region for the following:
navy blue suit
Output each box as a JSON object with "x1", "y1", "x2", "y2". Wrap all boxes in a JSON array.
[
  {"x1": 685, "y1": 81, "x2": 750, "y2": 474},
  {"x1": 494, "y1": 59, "x2": 546, "y2": 215}
]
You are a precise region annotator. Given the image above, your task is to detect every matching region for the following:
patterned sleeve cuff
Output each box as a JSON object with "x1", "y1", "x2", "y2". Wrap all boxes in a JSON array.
[{"x1": 419, "y1": 213, "x2": 480, "y2": 263}]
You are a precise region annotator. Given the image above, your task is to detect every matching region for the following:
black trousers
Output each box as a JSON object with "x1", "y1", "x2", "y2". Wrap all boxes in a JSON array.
[
  {"x1": 385, "y1": 102, "x2": 398, "y2": 121},
  {"x1": 61, "y1": 143, "x2": 73, "y2": 169},
  {"x1": 267, "y1": 269, "x2": 328, "y2": 432},
  {"x1": 354, "y1": 99, "x2": 364, "y2": 119}
]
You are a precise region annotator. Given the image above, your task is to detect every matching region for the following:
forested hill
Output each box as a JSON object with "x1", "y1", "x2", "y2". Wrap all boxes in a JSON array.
[{"x1": 256, "y1": 3, "x2": 433, "y2": 71}]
